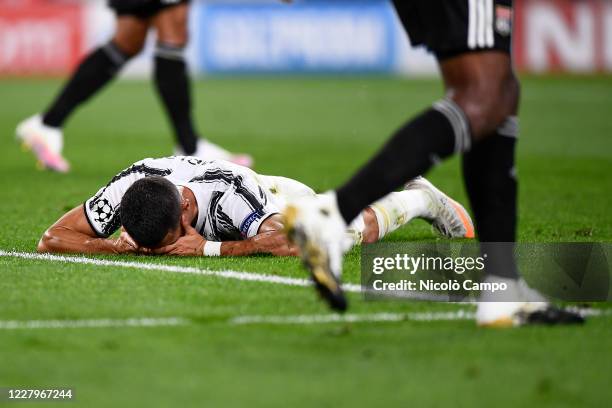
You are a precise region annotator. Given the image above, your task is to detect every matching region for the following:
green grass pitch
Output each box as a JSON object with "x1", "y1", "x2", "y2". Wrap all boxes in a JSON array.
[{"x1": 0, "y1": 76, "x2": 611, "y2": 407}]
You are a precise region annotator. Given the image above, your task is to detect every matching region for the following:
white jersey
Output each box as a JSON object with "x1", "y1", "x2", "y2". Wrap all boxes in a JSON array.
[{"x1": 84, "y1": 157, "x2": 285, "y2": 241}]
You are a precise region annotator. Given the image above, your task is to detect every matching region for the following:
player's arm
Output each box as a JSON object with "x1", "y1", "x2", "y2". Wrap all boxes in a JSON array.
[
  {"x1": 153, "y1": 214, "x2": 299, "y2": 257},
  {"x1": 37, "y1": 205, "x2": 138, "y2": 254},
  {"x1": 222, "y1": 215, "x2": 299, "y2": 256},
  {"x1": 220, "y1": 231, "x2": 298, "y2": 256}
]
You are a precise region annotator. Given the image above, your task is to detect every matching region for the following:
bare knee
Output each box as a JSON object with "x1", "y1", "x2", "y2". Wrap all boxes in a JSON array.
[
  {"x1": 113, "y1": 16, "x2": 149, "y2": 57},
  {"x1": 451, "y1": 73, "x2": 519, "y2": 141},
  {"x1": 154, "y1": 4, "x2": 189, "y2": 47},
  {"x1": 112, "y1": 36, "x2": 146, "y2": 57}
]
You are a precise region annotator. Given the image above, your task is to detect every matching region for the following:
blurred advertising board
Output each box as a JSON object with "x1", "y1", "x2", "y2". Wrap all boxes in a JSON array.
[
  {"x1": 0, "y1": 0, "x2": 610, "y2": 76},
  {"x1": 0, "y1": 0, "x2": 84, "y2": 75},
  {"x1": 514, "y1": 0, "x2": 612, "y2": 72},
  {"x1": 195, "y1": 1, "x2": 398, "y2": 74}
]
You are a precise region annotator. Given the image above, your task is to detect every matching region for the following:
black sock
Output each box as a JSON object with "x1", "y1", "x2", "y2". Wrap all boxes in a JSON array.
[
  {"x1": 336, "y1": 98, "x2": 471, "y2": 223},
  {"x1": 462, "y1": 117, "x2": 519, "y2": 279},
  {"x1": 43, "y1": 42, "x2": 128, "y2": 128},
  {"x1": 153, "y1": 43, "x2": 198, "y2": 155}
]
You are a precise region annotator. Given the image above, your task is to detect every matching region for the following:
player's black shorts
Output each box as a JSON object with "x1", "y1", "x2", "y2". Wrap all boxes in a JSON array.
[
  {"x1": 392, "y1": 0, "x2": 513, "y2": 60},
  {"x1": 108, "y1": 0, "x2": 190, "y2": 18}
]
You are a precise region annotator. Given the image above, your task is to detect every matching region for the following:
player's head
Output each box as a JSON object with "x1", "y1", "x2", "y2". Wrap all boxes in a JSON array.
[{"x1": 120, "y1": 176, "x2": 182, "y2": 248}]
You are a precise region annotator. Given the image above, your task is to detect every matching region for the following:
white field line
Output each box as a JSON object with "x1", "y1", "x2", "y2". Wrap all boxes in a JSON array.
[
  {"x1": 231, "y1": 307, "x2": 611, "y2": 325},
  {"x1": 0, "y1": 309, "x2": 608, "y2": 330},
  {"x1": 0, "y1": 317, "x2": 188, "y2": 330},
  {"x1": 229, "y1": 310, "x2": 476, "y2": 325},
  {"x1": 0, "y1": 312, "x2": 473, "y2": 331},
  {"x1": 0, "y1": 250, "x2": 361, "y2": 293},
  {"x1": 0, "y1": 251, "x2": 449, "y2": 300}
]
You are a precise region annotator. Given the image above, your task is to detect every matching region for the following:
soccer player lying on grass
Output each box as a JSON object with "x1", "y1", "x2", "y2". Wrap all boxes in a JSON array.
[{"x1": 37, "y1": 156, "x2": 473, "y2": 256}]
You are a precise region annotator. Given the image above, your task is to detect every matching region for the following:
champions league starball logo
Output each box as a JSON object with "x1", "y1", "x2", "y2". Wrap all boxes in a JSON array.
[{"x1": 91, "y1": 199, "x2": 113, "y2": 224}]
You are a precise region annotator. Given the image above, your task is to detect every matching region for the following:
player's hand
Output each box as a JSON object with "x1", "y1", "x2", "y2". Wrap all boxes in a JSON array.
[
  {"x1": 250, "y1": 230, "x2": 300, "y2": 256},
  {"x1": 152, "y1": 215, "x2": 205, "y2": 256},
  {"x1": 112, "y1": 228, "x2": 140, "y2": 254}
]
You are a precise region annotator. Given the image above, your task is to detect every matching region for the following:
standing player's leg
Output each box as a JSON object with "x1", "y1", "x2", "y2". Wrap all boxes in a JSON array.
[
  {"x1": 44, "y1": 16, "x2": 148, "y2": 129},
  {"x1": 445, "y1": 52, "x2": 521, "y2": 283},
  {"x1": 16, "y1": 16, "x2": 149, "y2": 172},
  {"x1": 440, "y1": 50, "x2": 578, "y2": 325},
  {"x1": 151, "y1": 3, "x2": 196, "y2": 155},
  {"x1": 152, "y1": 3, "x2": 253, "y2": 166},
  {"x1": 439, "y1": 53, "x2": 525, "y2": 325}
]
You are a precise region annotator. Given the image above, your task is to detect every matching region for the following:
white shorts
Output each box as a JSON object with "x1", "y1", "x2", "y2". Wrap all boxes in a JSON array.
[{"x1": 256, "y1": 174, "x2": 365, "y2": 246}]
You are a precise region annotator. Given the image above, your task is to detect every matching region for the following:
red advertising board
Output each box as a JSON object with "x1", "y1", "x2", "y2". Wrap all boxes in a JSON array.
[
  {"x1": 514, "y1": 0, "x2": 612, "y2": 72},
  {"x1": 0, "y1": 0, "x2": 84, "y2": 75}
]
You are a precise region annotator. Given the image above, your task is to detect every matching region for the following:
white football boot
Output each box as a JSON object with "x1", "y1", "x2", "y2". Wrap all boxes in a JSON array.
[
  {"x1": 283, "y1": 192, "x2": 350, "y2": 311},
  {"x1": 405, "y1": 176, "x2": 474, "y2": 239},
  {"x1": 175, "y1": 139, "x2": 254, "y2": 168},
  {"x1": 476, "y1": 276, "x2": 584, "y2": 327},
  {"x1": 16, "y1": 114, "x2": 70, "y2": 173}
]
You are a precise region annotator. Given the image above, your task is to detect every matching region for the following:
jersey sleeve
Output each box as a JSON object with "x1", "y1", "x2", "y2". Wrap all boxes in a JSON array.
[
  {"x1": 83, "y1": 163, "x2": 152, "y2": 237},
  {"x1": 217, "y1": 175, "x2": 281, "y2": 240}
]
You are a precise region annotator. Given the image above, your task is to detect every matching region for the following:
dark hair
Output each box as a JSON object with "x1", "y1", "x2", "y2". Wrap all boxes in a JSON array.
[{"x1": 120, "y1": 176, "x2": 182, "y2": 248}]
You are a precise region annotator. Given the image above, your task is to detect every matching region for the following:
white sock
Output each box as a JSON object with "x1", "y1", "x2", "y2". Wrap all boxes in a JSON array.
[
  {"x1": 346, "y1": 214, "x2": 366, "y2": 246},
  {"x1": 369, "y1": 190, "x2": 431, "y2": 240}
]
